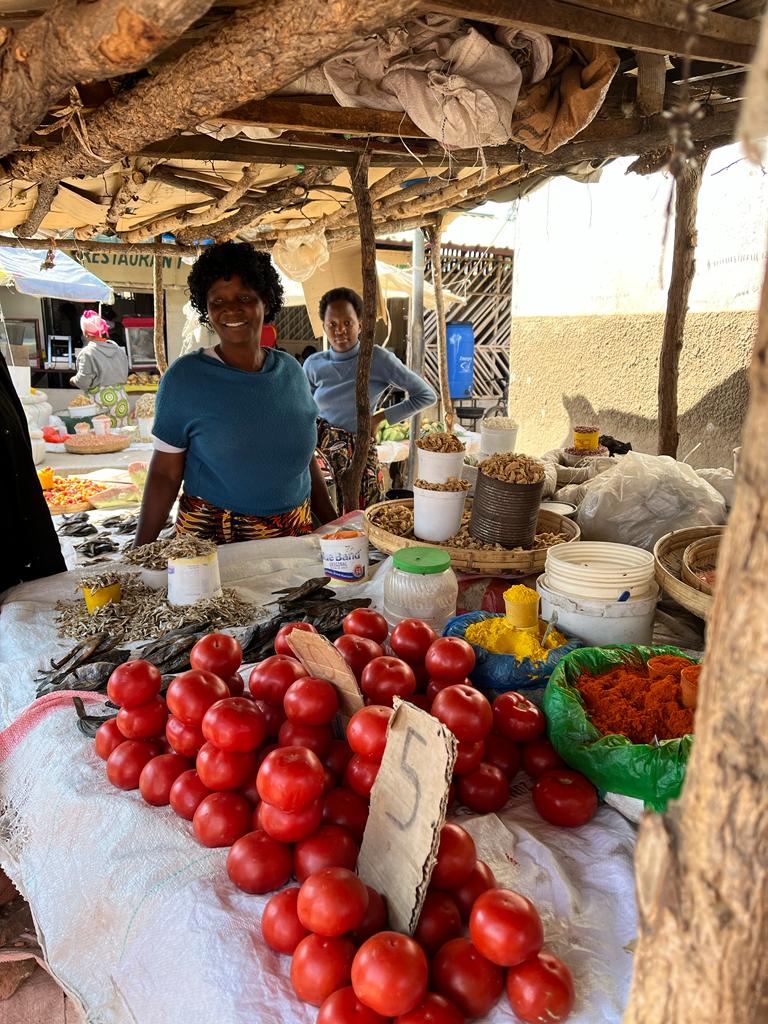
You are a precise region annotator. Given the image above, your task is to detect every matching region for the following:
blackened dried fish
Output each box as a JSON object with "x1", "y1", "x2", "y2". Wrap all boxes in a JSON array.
[
  {"x1": 58, "y1": 521, "x2": 97, "y2": 537},
  {"x1": 76, "y1": 538, "x2": 118, "y2": 558},
  {"x1": 272, "y1": 578, "x2": 334, "y2": 605},
  {"x1": 72, "y1": 696, "x2": 116, "y2": 738},
  {"x1": 62, "y1": 512, "x2": 89, "y2": 523}
]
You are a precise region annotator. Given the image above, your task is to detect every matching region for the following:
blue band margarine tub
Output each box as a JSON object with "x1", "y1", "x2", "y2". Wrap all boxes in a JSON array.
[{"x1": 319, "y1": 530, "x2": 369, "y2": 584}]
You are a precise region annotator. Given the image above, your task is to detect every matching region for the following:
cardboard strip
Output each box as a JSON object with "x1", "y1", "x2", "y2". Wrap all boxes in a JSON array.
[{"x1": 286, "y1": 630, "x2": 365, "y2": 719}]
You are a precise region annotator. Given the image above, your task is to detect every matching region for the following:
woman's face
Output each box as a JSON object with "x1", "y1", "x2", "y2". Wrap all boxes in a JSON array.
[
  {"x1": 324, "y1": 300, "x2": 361, "y2": 353},
  {"x1": 206, "y1": 274, "x2": 266, "y2": 346}
]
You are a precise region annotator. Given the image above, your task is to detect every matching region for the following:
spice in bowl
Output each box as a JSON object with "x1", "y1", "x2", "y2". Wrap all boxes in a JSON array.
[
  {"x1": 464, "y1": 616, "x2": 567, "y2": 661},
  {"x1": 478, "y1": 452, "x2": 544, "y2": 485},
  {"x1": 417, "y1": 431, "x2": 465, "y2": 454}
]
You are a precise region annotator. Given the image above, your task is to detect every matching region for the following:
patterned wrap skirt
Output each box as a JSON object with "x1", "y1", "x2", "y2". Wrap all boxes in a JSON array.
[
  {"x1": 87, "y1": 383, "x2": 130, "y2": 426},
  {"x1": 316, "y1": 417, "x2": 384, "y2": 512},
  {"x1": 176, "y1": 492, "x2": 313, "y2": 544}
]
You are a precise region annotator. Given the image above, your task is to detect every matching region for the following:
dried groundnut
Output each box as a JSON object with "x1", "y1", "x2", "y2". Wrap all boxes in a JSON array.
[
  {"x1": 416, "y1": 431, "x2": 465, "y2": 454},
  {"x1": 478, "y1": 452, "x2": 545, "y2": 485},
  {"x1": 369, "y1": 502, "x2": 414, "y2": 537},
  {"x1": 414, "y1": 477, "x2": 470, "y2": 493}
]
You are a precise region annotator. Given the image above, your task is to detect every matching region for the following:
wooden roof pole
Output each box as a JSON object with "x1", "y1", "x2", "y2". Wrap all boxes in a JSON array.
[
  {"x1": 13, "y1": 180, "x2": 57, "y2": 238},
  {"x1": 428, "y1": 218, "x2": 454, "y2": 433},
  {"x1": 339, "y1": 151, "x2": 376, "y2": 514},
  {"x1": 0, "y1": 235, "x2": 198, "y2": 256},
  {"x1": 153, "y1": 245, "x2": 168, "y2": 375}
]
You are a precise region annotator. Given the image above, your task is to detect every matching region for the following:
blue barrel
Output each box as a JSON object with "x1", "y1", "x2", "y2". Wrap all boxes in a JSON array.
[{"x1": 446, "y1": 322, "x2": 474, "y2": 399}]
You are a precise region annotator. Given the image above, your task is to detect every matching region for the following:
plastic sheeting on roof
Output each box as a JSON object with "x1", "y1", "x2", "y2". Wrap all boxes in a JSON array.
[{"x1": 0, "y1": 243, "x2": 113, "y2": 301}]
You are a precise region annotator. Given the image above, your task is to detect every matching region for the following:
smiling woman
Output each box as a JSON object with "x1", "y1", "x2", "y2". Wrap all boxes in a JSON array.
[{"x1": 133, "y1": 241, "x2": 337, "y2": 546}]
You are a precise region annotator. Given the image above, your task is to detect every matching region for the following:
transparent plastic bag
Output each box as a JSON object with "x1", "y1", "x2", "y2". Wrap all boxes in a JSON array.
[{"x1": 576, "y1": 451, "x2": 726, "y2": 551}]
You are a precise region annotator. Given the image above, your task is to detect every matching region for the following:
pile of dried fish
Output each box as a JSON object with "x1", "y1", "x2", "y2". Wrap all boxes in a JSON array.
[
  {"x1": 76, "y1": 538, "x2": 118, "y2": 559},
  {"x1": 58, "y1": 519, "x2": 97, "y2": 538},
  {"x1": 35, "y1": 633, "x2": 129, "y2": 697},
  {"x1": 101, "y1": 513, "x2": 139, "y2": 534},
  {"x1": 124, "y1": 535, "x2": 215, "y2": 570},
  {"x1": 80, "y1": 571, "x2": 122, "y2": 590}
]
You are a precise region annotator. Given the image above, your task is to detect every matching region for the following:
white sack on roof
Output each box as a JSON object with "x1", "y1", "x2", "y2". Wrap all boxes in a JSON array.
[{"x1": 494, "y1": 26, "x2": 553, "y2": 85}]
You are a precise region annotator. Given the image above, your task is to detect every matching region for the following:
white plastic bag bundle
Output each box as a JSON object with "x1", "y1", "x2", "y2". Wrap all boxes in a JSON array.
[
  {"x1": 577, "y1": 451, "x2": 727, "y2": 550},
  {"x1": 271, "y1": 229, "x2": 329, "y2": 282},
  {"x1": 696, "y1": 467, "x2": 736, "y2": 509}
]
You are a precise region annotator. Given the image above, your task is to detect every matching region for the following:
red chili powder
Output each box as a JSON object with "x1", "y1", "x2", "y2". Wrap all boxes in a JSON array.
[{"x1": 576, "y1": 664, "x2": 694, "y2": 744}]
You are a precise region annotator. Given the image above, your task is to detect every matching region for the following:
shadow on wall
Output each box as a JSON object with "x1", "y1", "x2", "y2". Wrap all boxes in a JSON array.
[{"x1": 560, "y1": 367, "x2": 748, "y2": 468}]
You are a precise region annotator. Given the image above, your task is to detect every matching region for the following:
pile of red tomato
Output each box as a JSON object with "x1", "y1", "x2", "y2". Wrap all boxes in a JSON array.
[{"x1": 90, "y1": 613, "x2": 596, "y2": 1023}]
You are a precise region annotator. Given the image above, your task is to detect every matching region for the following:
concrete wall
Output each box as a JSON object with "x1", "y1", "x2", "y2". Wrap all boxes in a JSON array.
[{"x1": 507, "y1": 310, "x2": 752, "y2": 468}]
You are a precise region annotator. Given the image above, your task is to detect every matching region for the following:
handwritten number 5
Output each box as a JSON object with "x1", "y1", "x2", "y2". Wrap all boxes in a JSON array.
[{"x1": 386, "y1": 727, "x2": 425, "y2": 831}]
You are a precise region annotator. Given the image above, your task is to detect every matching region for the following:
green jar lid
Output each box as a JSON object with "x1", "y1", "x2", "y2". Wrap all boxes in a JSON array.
[{"x1": 392, "y1": 547, "x2": 451, "y2": 575}]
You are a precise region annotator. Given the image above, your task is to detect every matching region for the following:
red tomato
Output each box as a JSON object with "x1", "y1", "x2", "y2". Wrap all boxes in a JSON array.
[
  {"x1": 201, "y1": 697, "x2": 266, "y2": 753},
  {"x1": 360, "y1": 656, "x2": 416, "y2": 707},
  {"x1": 343, "y1": 754, "x2": 380, "y2": 800},
  {"x1": 425, "y1": 637, "x2": 475, "y2": 683},
  {"x1": 166, "y1": 715, "x2": 204, "y2": 758},
  {"x1": 414, "y1": 890, "x2": 462, "y2": 955},
  {"x1": 255, "y1": 700, "x2": 287, "y2": 738},
  {"x1": 351, "y1": 931, "x2": 428, "y2": 1017},
  {"x1": 94, "y1": 718, "x2": 124, "y2": 760},
  {"x1": 431, "y1": 684, "x2": 492, "y2": 743},
  {"x1": 334, "y1": 635, "x2": 385, "y2": 680},
  {"x1": 139, "y1": 753, "x2": 191, "y2": 806},
  {"x1": 226, "y1": 829, "x2": 293, "y2": 894},
  {"x1": 190, "y1": 632, "x2": 242, "y2": 679},
  {"x1": 257, "y1": 746, "x2": 325, "y2": 811},
  {"x1": 408, "y1": 694, "x2": 432, "y2": 712},
  {"x1": 261, "y1": 887, "x2": 309, "y2": 955},
  {"x1": 492, "y1": 692, "x2": 545, "y2": 743},
  {"x1": 506, "y1": 952, "x2": 575, "y2": 1023},
  {"x1": 395, "y1": 992, "x2": 465, "y2": 1024},
  {"x1": 193, "y1": 791, "x2": 252, "y2": 847},
  {"x1": 322, "y1": 765, "x2": 336, "y2": 795},
  {"x1": 106, "y1": 740, "x2": 158, "y2": 790},
  {"x1": 346, "y1": 705, "x2": 393, "y2": 761},
  {"x1": 107, "y1": 659, "x2": 161, "y2": 708},
  {"x1": 278, "y1": 720, "x2": 334, "y2": 758},
  {"x1": 293, "y1": 824, "x2": 359, "y2": 883},
  {"x1": 457, "y1": 763, "x2": 510, "y2": 814},
  {"x1": 432, "y1": 823, "x2": 476, "y2": 889},
  {"x1": 284, "y1": 676, "x2": 339, "y2": 726},
  {"x1": 469, "y1": 888, "x2": 544, "y2": 967},
  {"x1": 431, "y1": 938, "x2": 503, "y2": 1018},
  {"x1": 522, "y1": 738, "x2": 566, "y2": 779},
  {"x1": 258, "y1": 797, "x2": 323, "y2": 843},
  {"x1": 390, "y1": 619, "x2": 437, "y2": 666},
  {"x1": 167, "y1": 670, "x2": 229, "y2": 727},
  {"x1": 226, "y1": 673, "x2": 245, "y2": 697},
  {"x1": 292, "y1": 933, "x2": 356, "y2": 1007},
  {"x1": 453, "y1": 738, "x2": 485, "y2": 775},
  {"x1": 532, "y1": 769, "x2": 598, "y2": 827},
  {"x1": 116, "y1": 696, "x2": 167, "y2": 740},
  {"x1": 324, "y1": 739, "x2": 354, "y2": 780},
  {"x1": 453, "y1": 860, "x2": 497, "y2": 920},
  {"x1": 318, "y1": 987, "x2": 389, "y2": 1024},
  {"x1": 248, "y1": 655, "x2": 306, "y2": 706},
  {"x1": 350, "y1": 887, "x2": 388, "y2": 943},
  {"x1": 426, "y1": 676, "x2": 472, "y2": 703},
  {"x1": 298, "y1": 867, "x2": 369, "y2": 936},
  {"x1": 169, "y1": 769, "x2": 211, "y2": 820},
  {"x1": 196, "y1": 742, "x2": 258, "y2": 791},
  {"x1": 240, "y1": 773, "x2": 261, "y2": 806},
  {"x1": 342, "y1": 609, "x2": 388, "y2": 645},
  {"x1": 322, "y1": 787, "x2": 369, "y2": 842},
  {"x1": 274, "y1": 621, "x2": 318, "y2": 657},
  {"x1": 484, "y1": 733, "x2": 522, "y2": 779}
]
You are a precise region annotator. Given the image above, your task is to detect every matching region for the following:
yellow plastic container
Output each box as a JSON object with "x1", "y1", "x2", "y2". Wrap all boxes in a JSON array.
[
  {"x1": 83, "y1": 582, "x2": 122, "y2": 613},
  {"x1": 573, "y1": 427, "x2": 600, "y2": 451},
  {"x1": 503, "y1": 584, "x2": 540, "y2": 630},
  {"x1": 37, "y1": 466, "x2": 55, "y2": 491}
]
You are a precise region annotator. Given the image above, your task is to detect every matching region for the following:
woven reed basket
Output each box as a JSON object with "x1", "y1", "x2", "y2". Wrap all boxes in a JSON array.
[
  {"x1": 653, "y1": 526, "x2": 725, "y2": 619},
  {"x1": 364, "y1": 499, "x2": 580, "y2": 573},
  {"x1": 681, "y1": 535, "x2": 721, "y2": 596},
  {"x1": 64, "y1": 435, "x2": 131, "y2": 455}
]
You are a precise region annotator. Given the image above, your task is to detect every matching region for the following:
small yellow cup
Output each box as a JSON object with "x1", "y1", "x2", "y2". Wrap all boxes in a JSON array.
[
  {"x1": 503, "y1": 584, "x2": 540, "y2": 630},
  {"x1": 83, "y1": 582, "x2": 122, "y2": 614}
]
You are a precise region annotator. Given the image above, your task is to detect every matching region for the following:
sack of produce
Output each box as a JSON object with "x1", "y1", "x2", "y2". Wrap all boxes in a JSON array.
[
  {"x1": 444, "y1": 610, "x2": 582, "y2": 698},
  {"x1": 543, "y1": 644, "x2": 696, "y2": 811}
]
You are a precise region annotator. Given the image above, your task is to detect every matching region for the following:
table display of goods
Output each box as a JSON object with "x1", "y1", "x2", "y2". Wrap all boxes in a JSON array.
[
  {"x1": 126, "y1": 371, "x2": 160, "y2": 392},
  {"x1": 41, "y1": 474, "x2": 108, "y2": 514}
]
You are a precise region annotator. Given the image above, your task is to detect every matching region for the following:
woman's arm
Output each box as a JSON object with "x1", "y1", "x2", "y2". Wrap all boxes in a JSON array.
[
  {"x1": 375, "y1": 348, "x2": 438, "y2": 424},
  {"x1": 134, "y1": 450, "x2": 186, "y2": 546},
  {"x1": 309, "y1": 457, "x2": 338, "y2": 525}
]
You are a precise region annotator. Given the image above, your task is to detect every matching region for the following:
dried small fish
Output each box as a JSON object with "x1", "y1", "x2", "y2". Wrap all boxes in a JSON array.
[
  {"x1": 76, "y1": 538, "x2": 118, "y2": 558},
  {"x1": 58, "y1": 521, "x2": 97, "y2": 537},
  {"x1": 101, "y1": 514, "x2": 139, "y2": 534},
  {"x1": 72, "y1": 696, "x2": 116, "y2": 738},
  {"x1": 80, "y1": 571, "x2": 122, "y2": 591},
  {"x1": 124, "y1": 535, "x2": 214, "y2": 571}
]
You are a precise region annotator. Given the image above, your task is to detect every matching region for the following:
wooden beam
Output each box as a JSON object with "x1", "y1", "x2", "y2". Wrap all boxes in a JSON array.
[
  {"x1": 569, "y1": 0, "x2": 758, "y2": 45},
  {"x1": 0, "y1": 235, "x2": 199, "y2": 256},
  {"x1": 5, "y1": 0, "x2": 423, "y2": 183},
  {"x1": 149, "y1": 166, "x2": 229, "y2": 201},
  {"x1": 636, "y1": 51, "x2": 667, "y2": 116},
  {"x1": 0, "y1": 0, "x2": 215, "y2": 161},
  {"x1": 429, "y1": 0, "x2": 755, "y2": 64},
  {"x1": 222, "y1": 97, "x2": 427, "y2": 139},
  {"x1": 105, "y1": 163, "x2": 151, "y2": 231},
  {"x1": 153, "y1": 246, "x2": 168, "y2": 375},
  {"x1": 12, "y1": 179, "x2": 57, "y2": 237},
  {"x1": 657, "y1": 154, "x2": 708, "y2": 457},
  {"x1": 428, "y1": 220, "x2": 454, "y2": 432}
]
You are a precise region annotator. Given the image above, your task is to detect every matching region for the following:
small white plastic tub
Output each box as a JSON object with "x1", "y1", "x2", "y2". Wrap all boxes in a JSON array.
[
  {"x1": 417, "y1": 447, "x2": 465, "y2": 484},
  {"x1": 480, "y1": 420, "x2": 518, "y2": 456},
  {"x1": 168, "y1": 549, "x2": 222, "y2": 606},
  {"x1": 537, "y1": 574, "x2": 659, "y2": 647},
  {"x1": 413, "y1": 484, "x2": 467, "y2": 543},
  {"x1": 138, "y1": 416, "x2": 155, "y2": 442},
  {"x1": 545, "y1": 541, "x2": 655, "y2": 601},
  {"x1": 141, "y1": 567, "x2": 168, "y2": 590}
]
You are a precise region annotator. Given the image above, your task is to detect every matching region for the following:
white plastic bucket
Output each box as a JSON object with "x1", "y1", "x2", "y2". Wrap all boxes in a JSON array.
[
  {"x1": 92, "y1": 415, "x2": 111, "y2": 436},
  {"x1": 417, "y1": 448, "x2": 465, "y2": 484},
  {"x1": 545, "y1": 541, "x2": 654, "y2": 601},
  {"x1": 141, "y1": 567, "x2": 168, "y2": 590},
  {"x1": 168, "y1": 549, "x2": 222, "y2": 606},
  {"x1": 29, "y1": 429, "x2": 45, "y2": 465},
  {"x1": 319, "y1": 533, "x2": 369, "y2": 584},
  {"x1": 537, "y1": 574, "x2": 659, "y2": 647},
  {"x1": 480, "y1": 422, "x2": 518, "y2": 456},
  {"x1": 413, "y1": 485, "x2": 466, "y2": 542},
  {"x1": 138, "y1": 416, "x2": 155, "y2": 441}
]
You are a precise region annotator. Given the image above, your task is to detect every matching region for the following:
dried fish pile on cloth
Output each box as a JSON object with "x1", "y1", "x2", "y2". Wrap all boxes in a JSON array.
[{"x1": 0, "y1": 691, "x2": 637, "y2": 1024}]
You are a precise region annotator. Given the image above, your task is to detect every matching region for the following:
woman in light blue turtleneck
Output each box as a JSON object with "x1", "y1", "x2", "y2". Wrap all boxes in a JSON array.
[{"x1": 303, "y1": 287, "x2": 437, "y2": 510}]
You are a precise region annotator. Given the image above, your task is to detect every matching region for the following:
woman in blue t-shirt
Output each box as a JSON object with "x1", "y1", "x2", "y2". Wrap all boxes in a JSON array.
[{"x1": 134, "y1": 242, "x2": 337, "y2": 545}]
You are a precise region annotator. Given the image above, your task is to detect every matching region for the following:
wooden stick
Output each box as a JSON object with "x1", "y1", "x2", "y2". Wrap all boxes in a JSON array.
[
  {"x1": 222, "y1": 97, "x2": 426, "y2": 139},
  {"x1": 153, "y1": 245, "x2": 167, "y2": 375},
  {"x1": 13, "y1": 179, "x2": 57, "y2": 237},
  {"x1": 105, "y1": 163, "x2": 150, "y2": 231},
  {"x1": 636, "y1": 51, "x2": 668, "y2": 116},
  {"x1": 149, "y1": 166, "x2": 230, "y2": 201},
  {"x1": 0, "y1": 235, "x2": 198, "y2": 256},
  {"x1": 327, "y1": 212, "x2": 441, "y2": 244},
  {"x1": 428, "y1": 219, "x2": 454, "y2": 432},
  {"x1": 658, "y1": 153, "x2": 709, "y2": 457},
  {"x1": 339, "y1": 152, "x2": 377, "y2": 514}
]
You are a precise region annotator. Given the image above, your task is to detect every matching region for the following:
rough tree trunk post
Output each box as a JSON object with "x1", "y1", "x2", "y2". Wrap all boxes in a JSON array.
[
  {"x1": 153, "y1": 246, "x2": 167, "y2": 374},
  {"x1": 428, "y1": 219, "x2": 454, "y2": 432},
  {"x1": 657, "y1": 153, "x2": 708, "y2": 457},
  {"x1": 339, "y1": 152, "x2": 376, "y2": 514},
  {"x1": 13, "y1": 180, "x2": 57, "y2": 238},
  {"x1": 406, "y1": 228, "x2": 426, "y2": 488},
  {"x1": 624, "y1": 249, "x2": 768, "y2": 1024}
]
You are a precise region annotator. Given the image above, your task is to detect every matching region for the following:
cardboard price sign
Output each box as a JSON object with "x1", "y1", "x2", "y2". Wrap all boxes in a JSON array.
[
  {"x1": 286, "y1": 630, "x2": 364, "y2": 720},
  {"x1": 357, "y1": 699, "x2": 457, "y2": 935}
]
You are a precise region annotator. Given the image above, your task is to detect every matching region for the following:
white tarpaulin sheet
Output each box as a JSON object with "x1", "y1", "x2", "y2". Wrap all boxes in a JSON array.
[{"x1": 0, "y1": 243, "x2": 113, "y2": 302}]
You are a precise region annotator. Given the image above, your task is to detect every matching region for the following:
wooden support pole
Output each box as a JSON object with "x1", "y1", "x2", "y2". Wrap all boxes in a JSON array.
[
  {"x1": 12, "y1": 179, "x2": 58, "y2": 238},
  {"x1": 636, "y1": 51, "x2": 668, "y2": 116},
  {"x1": 406, "y1": 228, "x2": 426, "y2": 489},
  {"x1": 624, "y1": 223, "x2": 768, "y2": 1024},
  {"x1": 105, "y1": 163, "x2": 150, "y2": 231},
  {"x1": 658, "y1": 154, "x2": 708, "y2": 457},
  {"x1": 0, "y1": 235, "x2": 198, "y2": 256},
  {"x1": 428, "y1": 219, "x2": 454, "y2": 432},
  {"x1": 339, "y1": 152, "x2": 376, "y2": 514},
  {"x1": 153, "y1": 245, "x2": 167, "y2": 375}
]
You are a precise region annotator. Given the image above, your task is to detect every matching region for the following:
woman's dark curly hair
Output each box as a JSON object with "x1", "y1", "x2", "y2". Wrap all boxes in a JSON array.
[
  {"x1": 319, "y1": 287, "x2": 363, "y2": 320},
  {"x1": 188, "y1": 241, "x2": 284, "y2": 325}
]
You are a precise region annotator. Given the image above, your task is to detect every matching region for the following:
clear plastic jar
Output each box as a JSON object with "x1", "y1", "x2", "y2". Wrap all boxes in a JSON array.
[{"x1": 383, "y1": 547, "x2": 458, "y2": 633}]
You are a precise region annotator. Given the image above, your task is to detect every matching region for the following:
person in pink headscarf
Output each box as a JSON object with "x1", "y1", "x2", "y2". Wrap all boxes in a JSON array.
[{"x1": 70, "y1": 310, "x2": 130, "y2": 425}]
